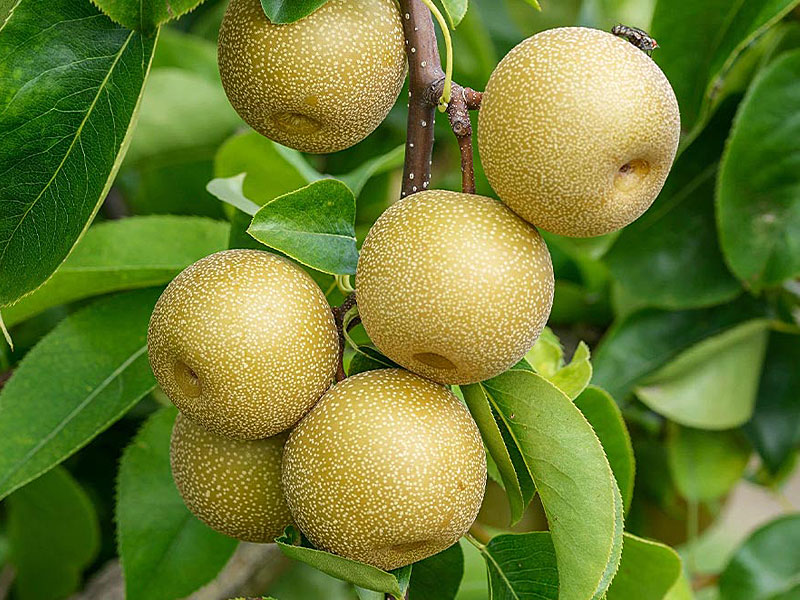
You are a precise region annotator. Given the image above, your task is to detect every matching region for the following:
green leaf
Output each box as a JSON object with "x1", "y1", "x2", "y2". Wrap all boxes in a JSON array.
[
  {"x1": 717, "y1": 49, "x2": 800, "y2": 292},
  {"x1": 719, "y1": 514, "x2": 800, "y2": 600},
  {"x1": 91, "y1": 0, "x2": 206, "y2": 33},
  {"x1": 339, "y1": 145, "x2": 405, "y2": 197},
  {"x1": 248, "y1": 179, "x2": 359, "y2": 275},
  {"x1": 275, "y1": 526, "x2": 407, "y2": 599},
  {"x1": 605, "y1": 101, "x2": 741, "y2": 310},
  {"x1": 593, "y1": 297, "x2": 766, "y2": 400},
  {"x1": 7, "y1": 466, "x2": 100, "y2": 600},
  {"x1": 117, "y1": 407, "x2": 238, "y2": 600},
  {"x1": 667, "y1": 424, "x2": 750, "y2": 501},
  {"x1": 575, "y1": 386, "x2": 636, "y2": 513},
  {"x1": 207, "y1": 174, "x2": 262, "y2": 216},
  {"x1": 1, "y1": 216, "x2": 228, "y2": 328},
  {"x1": 0, "y1": 0, "x2": 157, "y2": 307},
  {"x1": 606, "y1": 533, "x2": 682, "y2": 600},
  {"x1": 150, "y1": 27, "x2": 219, "y2": 81},
  {"x1": 347, "y1": 345, "x2": 399, "y2": 376},
  {"x1": 635, "y1": 320, "x2": 770, "y2": 429},
  {"x1": 0, "y1": 289, "x2": 160, "y2": 500},
  {"x1": 473, "y1": 532, "x2": 558, "y2": 600},
  {"x1": 745, "y1": 331, "x2": 800, "y2": 473},
  {"x1": 462, "y1": 383, "x2": 535, "y2": 526},
  {"x1": 480, "y1": 370, "x2": 624, "y2": 600},
  {"x1": 650, "y1": 0, "x2": 800, "y2": 136},
  {"x1": 437, "y1": 0, "x2": 468, "y2": 29},
  {"x1": 260, "y1": 0, "x2": 330, "y2": 23},
  {"x1": 517, "y1": 0, "x2": 542, "y2": 11},
  {"x1": 548, "y1": 341, "x2": 592, "y2": 400},
  {"x1": 524, "y1": 328, "x2": 564, "y2": 377},
  {"x1": 408, "y1": 544, "x2": 463, "y2": 600}
]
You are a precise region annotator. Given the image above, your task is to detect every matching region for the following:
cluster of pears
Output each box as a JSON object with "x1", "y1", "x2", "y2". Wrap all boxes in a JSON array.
[
  {"x1": 218, "y1": 0, "x2": 680, "y2": 237},
  {"x1": 148, "y1": 250, "x2": 488, "y2": 569},
  {"x1": 147, "y1": 0, "x2": 682, "y2": 573}
]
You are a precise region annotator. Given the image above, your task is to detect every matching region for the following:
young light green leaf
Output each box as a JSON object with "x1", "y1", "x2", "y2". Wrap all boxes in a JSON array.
[
  {"x1": 524, "y1": 328, "x2": 564, "y2": 377},
  {"x1": 248, "y1": 179, "x2": 359, "y2": 275},
  {"x1": 517, "y1": 0, "x2": 542, "y2": 11},
  {"x1": 548, "y1": 341, "x2": 592, "y2": 400},
  {"x1": 7, "y1": 466, "x2": 100, "y2": 600},
  {"x1": 746, "y1": 331, "x2": 800, "y2": 473},
  {"x1": 717, "y1": 49, "x2": 800, "y2": 292},
  {"x1": 207, "y1": 174, "x2": 262, "y2": 216},
  {"x1": 651, "y1": 0, "x2": 800, "y2": 136},
  {"x1": 90, "y1": 0, "x2": 206, "y2": 33},
  {"x1": 408, "y1": 543, "x2": 463, "y2": 600},
  {"x1": 667, "y1": 424, "x2": 750, "y2": 501},
  {"x1": 117, "y1": 407, "x2": 238, "y2": 600},
  {"x1": 481, "y1": 370, "x2": 624, "y2": 600},
  {"x1": 606, "y1": 101, "x2": 741, "y2": 310},
  {"x1": 437, "y1": 0, "x2": 468, "y2": 29},
  {"x1": 606, "y1": 533, "x2": 682, "y2": 600},
  {"x1": 276, "y1": 526, "x2": 406, "y2": 599},
  {"x1": 719, "y1": 514, "x2": 800, "y2": 600},
  {"x1": 575, "y1": 386, "x2": 636, "y2": 513},
  {"x1": 0, "y1": 0, "x2": 156, "y2": 308},
  {"x1": 2, "y1": 216, "x2": 229, "y2": 328},
  {"x1": 339, "y1": 145, "x2": 405, "y2": 197},
  {"x1": 592, "y1": 297, "x2": 766, "y2": 400},
  {"x1": 0, "y1": 289, "x2": 160, "y2": 501},
  {"x1": 472, "y1": 532, "x2": 558, "y2": 600},
  {"x1": 260, "y1": 0, "x2": 330, "y2": 23},
  {"x1": 635, "y1": 320, "x2": 770, "y2": 429},
  {"x1": 461, "y1": 383, "x2": 534, "y2": 526}
]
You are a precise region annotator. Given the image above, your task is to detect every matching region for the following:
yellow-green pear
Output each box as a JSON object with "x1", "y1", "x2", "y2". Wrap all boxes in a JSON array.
[
  {"x1": 170, "y1": 413, "x2": 291, "y2": 542},
  {"x1": 356, "y1": 190, "x2": 554, "y2": 385},
  {"x1": 478, "y1": 27, "x2": 681, "y2": 237},
  {"x1": 217, "y1": 0, "x2": 407, "y2": 153},
  {"x1": 282, "y1": 369, "x2": 487, "y2": 570},
  {"x1": 148, "y1": 249, "x2": 338, "y2": 440}
]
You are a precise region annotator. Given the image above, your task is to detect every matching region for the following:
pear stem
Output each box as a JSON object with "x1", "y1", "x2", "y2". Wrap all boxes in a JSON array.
[
  {"x1": 397, "y1": 0, "x2": 483, "y2": 198},
  {"x1": 331, "y1": 293, "x2": 358, "y2": 382}
]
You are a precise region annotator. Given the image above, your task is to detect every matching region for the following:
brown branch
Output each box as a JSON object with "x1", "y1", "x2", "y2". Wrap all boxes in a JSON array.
[
  {"x1": 0, "y1": 370, "x2": 11, "y2": 392},
  {"x1": 331, "y1": 293, "x2": 357, "y2": 382},
  {"x1": 398, "y1": 0, "x2": 483, "y2": 198}
]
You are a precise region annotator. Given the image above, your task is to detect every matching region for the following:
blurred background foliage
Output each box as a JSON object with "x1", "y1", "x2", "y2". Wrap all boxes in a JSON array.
[{"x1": 0, "y1": 0, "x2": 799, "y2": 598}]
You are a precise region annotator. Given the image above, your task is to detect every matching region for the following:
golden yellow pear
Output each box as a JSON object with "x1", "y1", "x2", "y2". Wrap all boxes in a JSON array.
[
  {"x1": 170, "y1": 413, "x2": 291, "y2": 542},
  {"x1": 356, "y1": 190, "x2": 554, "y2": 385},
  {"x1": 478, "y1": 27, "x2": 681, "y2": 237},
  {"x1": 282, "y1": 369, "x2": 487, "y2": 570},
  {"x1": 148, "y1": 249, "x2": 338, "y2": 440},
  {"x1": 217, "y1": 0, "x2": 407, "y2": 153}
]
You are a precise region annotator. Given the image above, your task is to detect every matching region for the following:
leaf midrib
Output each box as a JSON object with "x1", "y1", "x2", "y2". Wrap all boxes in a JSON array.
[
  {"x1": 0, "y1": 344, "x2": 148, "y2": 491},
  {"x1": 0, "y1": 28, "x2": 135, "y2": 268}
]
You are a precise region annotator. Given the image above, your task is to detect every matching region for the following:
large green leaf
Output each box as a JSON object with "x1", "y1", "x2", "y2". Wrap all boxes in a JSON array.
[
  {"x1": 635, "y1": 320, "x2": 770, "y2": 429},
  {"x1": 461, "y1": 383, "x2": 535, "y2": 526},
  {"x1": 606, "y1": 534, "x2": 682, "y2": 600},
  {"x1": 276, "y1": 526, "x2": 408, "y2": 599},
  {"x1": 667, "y1": 425, "x2": 750, "y2": 501},
  {"x1": 593, "y1": 297, "x2": 765, "y2": 400},
  {"x1": 480, "y1": 370, "x2": 624, "y2": 600},
  {"x1": 472, "y1": 532, "x2": 559, "y2": 600},
  {"x1": 717, "y1": 50, "x2": 800, "y2": 292},
  {"x1": 408, "y1": 544, "x2": 464, "y2": 600},
  {"x1": 575, "y1": 386, "x2": 636, "y2": 513},
  {"x1": 650, "y1": 0, "x2": 800, "y2": 135},
  {"x1": 605, "y1": 101, "x2": 741, "y2": 310},
  {"x1": 117, "y1": 407, "x2": 238, "y2": 600},
  {"x1": 0, "y1": 0, "x2": 156, "y2": 307},
  {"x1": 0, "y1": 289, "x2": 160, "y2": 500},
  {"x1": 7, "y1": 466, "x2": 100, "y2": 600},
  {"x1": 745, "y1": 331, "x2": 800, "y2": 472},
  {"x1": 1, "y1": 216, "x2": 228, "y2": 327},
  {"x1": 260, "y1": 0, "x2": 330, "y2": 23},
  {"x1": 719, "y1": 515, "x2": 800, "y2": 600},
  {"x1": 248, "y1": 179, "x2": 359, "y2": 275},
  {"x1": 91, "y1": 0, "x2": 207, "y2": 33}
]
